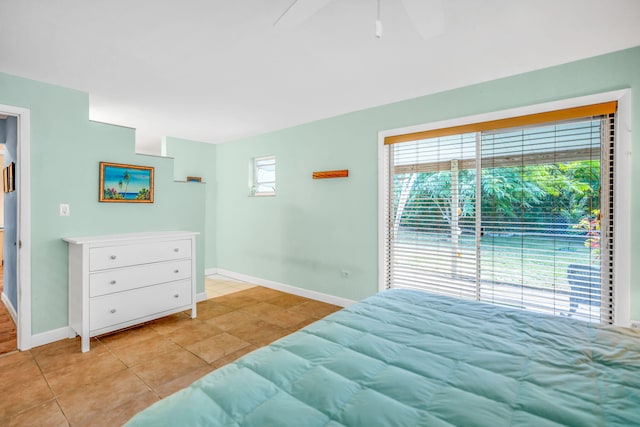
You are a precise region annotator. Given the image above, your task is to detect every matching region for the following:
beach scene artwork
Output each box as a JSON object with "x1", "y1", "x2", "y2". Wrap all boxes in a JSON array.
[{"x1": 99, "y1": 162, "x2": 154, "y2": 203}]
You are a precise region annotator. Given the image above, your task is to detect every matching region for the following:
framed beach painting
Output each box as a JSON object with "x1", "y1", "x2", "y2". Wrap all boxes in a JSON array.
[{"x1": 99, "y1": 162, "x2": 154, "y2": 203}]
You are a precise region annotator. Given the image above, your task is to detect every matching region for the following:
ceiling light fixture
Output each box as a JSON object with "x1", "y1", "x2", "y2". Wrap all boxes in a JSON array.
[
  {"x1": 274, "y1": 0, "x2": 445, "y2": 41},
  {"x1": 376, "y1": 0, "x2": 383, "y2": 38}
]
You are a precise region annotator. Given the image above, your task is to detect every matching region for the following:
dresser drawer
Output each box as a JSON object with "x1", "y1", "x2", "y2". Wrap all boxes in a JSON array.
[
  {"x1": 90, "y1": 280, "x2": 192, "y2": 331},
  {"x1": 89, "y1": 259, "x2": 191, "y2": 297},
  {"x1": 89, "y1": 239, "x2": 191, "y2": 271}
]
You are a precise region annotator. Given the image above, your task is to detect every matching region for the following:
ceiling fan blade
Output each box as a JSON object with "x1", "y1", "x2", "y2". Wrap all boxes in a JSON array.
[
  {"x1": 274, "y1": 0, "x2": 333, "y2": 30},
  {"x1": 400, "y1": 0, "x2": 445, "y2": 40}
]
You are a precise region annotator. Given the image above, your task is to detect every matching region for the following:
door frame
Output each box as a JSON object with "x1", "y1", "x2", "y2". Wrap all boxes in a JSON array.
[{"x1": 0, "y1": 103, "x2": 31, "y2": 350}]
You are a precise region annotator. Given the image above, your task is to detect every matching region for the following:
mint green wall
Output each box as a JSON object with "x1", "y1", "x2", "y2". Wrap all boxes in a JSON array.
[
  {"x1": 0, "y1": 73, "x2": 206, "y2": 335},
  {"x1": 215, "y1": 46, "x2": 640, "y2": 317},
  {"x1": 165, "y1": 137, "x2": 217, "y2": 269}
]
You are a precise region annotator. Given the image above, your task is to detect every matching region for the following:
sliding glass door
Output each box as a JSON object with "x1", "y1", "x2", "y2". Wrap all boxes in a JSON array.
[{"x1": 385, "y1": 112, "x2": 614, "y2": 323}]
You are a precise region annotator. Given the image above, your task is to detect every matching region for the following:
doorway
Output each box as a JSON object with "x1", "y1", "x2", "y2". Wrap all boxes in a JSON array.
[
  {"x1": 0, "y1": 116, "x2": 16, "y2": 354},
  {"x1": 0, "y1": 104, "x2": 31, "y2": 352}
]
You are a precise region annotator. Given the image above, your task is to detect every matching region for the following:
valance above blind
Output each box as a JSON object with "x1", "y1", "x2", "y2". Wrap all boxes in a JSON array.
[{"x1": 384, "y1": 101, "x2": 617, "y2": 145}]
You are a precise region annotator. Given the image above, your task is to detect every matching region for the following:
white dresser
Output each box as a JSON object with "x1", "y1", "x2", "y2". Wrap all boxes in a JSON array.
[{"x1": 64, "y1": 231, "x2": 198, "y2": 352}]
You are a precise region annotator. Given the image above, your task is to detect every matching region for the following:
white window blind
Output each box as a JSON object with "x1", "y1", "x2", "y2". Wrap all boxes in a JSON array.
[
  {"x1": 385, "y1": 110, "x2": 615, "y2": 323},
  {"x1": 253, "y1": 155, "x2": 276, "y2": 196}
]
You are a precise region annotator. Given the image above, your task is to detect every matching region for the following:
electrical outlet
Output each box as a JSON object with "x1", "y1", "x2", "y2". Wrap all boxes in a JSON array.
[{"x1": 59, "y1": 203, "x2": 70, "y2": 216}]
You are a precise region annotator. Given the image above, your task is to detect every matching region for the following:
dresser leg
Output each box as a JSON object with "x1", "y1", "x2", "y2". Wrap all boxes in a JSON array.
[{"x1": 81, "y1": 336, "x2": 90, "y2": 353}]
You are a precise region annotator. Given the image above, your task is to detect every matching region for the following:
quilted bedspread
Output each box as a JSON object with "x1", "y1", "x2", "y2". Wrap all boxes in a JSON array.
[{"x1": 126, "y1": 289, "x2": 640, "y2": 426}]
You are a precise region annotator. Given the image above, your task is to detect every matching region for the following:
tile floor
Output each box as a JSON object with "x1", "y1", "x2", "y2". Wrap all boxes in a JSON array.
[
  {"x1": 204, "y1": 275, "x2": 256, "y2": 299},
  {"x1": 0, "y1": 278, "x2": 341, "y2": 426}
]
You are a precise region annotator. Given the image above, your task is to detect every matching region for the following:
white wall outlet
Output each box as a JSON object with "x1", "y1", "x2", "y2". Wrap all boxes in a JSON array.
[{"x1": 59, "y1": 203, "x2": 70, "y2": 216}]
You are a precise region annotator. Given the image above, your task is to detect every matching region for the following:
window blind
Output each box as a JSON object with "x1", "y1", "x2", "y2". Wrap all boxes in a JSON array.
[
  {"x1": 385, "y1": 107, "x2": 616, "y2": 323},
  {"x1": 253, "y1": 155, "x2": 276, "y2": 195}
]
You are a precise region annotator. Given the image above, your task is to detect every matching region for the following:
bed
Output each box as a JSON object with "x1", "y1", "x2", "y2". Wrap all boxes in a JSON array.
[{"x1": 126, "y1": 288, "x2": 640, "y2": 426}]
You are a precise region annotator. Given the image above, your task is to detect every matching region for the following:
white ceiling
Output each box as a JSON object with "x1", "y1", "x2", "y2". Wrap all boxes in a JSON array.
[{"x1": 1, "y1": 0, "x2": 639, "y2": 154}]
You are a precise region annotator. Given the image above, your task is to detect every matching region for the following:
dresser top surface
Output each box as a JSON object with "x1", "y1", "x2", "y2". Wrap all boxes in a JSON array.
[{"x1": 63, "y1": 231, "x2": 199, "y2": 245}]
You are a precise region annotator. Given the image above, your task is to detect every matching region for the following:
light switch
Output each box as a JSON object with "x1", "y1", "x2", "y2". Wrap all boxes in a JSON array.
[{"x1": 59, "y1": 203, "x2": 70, "y2": 216}]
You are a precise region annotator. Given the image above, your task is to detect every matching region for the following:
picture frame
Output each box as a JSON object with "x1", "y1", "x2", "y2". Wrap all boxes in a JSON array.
[
  {"x1": 99, "y1": 162, "x2": 154, "y2": 203},
  {"x1": 8, "y1": 162, "x2": 14, "y2": 192},
  {"x1": 3, "y1": 162, "x2": 15, "y2": 193}
]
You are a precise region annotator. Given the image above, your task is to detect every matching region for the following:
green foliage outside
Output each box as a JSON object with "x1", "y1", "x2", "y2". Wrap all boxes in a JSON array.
[{"x1": 395, "y1": 160, "x2": 600, "y2": 234}]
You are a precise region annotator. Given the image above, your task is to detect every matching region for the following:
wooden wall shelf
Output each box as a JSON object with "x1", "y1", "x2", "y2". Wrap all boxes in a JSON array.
[{"x1": 312, "y1": 169, "x2": 348, "y2": 179}]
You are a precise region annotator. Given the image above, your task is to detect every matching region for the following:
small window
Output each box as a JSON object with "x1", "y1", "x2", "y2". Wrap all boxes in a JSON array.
[{"x1": 252, "y1": 155, "x2": 276, "y2": 196}]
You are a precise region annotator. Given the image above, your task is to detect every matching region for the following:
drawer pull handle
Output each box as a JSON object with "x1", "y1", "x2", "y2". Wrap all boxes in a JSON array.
[
  {"x1": 109, "y1": 280, "x2": 117, "y2": 285},
  {"x1": 173, "y1": 248, "x2": 179, "y2": 252},
  {"x1": 173, "y1": 294, "x2": 179, "y2": 298},
  {"x1": 110, "y1": 255, "x2": 117, "y2": 260},
  {"x1": 174, "y1": 269, "x2": 179, "y2": 274},
  {"x1": 110, "y1": 309, "x2": 117, "y2": 314}
]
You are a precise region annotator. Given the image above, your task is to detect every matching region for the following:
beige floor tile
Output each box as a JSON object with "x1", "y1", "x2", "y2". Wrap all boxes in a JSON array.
[
  {"x1": 204, "y1": 277, "x2": 230, "y2": 285},
  {"x1": 44, "y1": 349, "x2": 127, "y2": 396},
  {"x1": 0, "y1": 349, "x2": 33, "y2": 368},
  {"x1": 33, "y1": 338, "x2": 108, "y2": 373},
  {"x1": 211, "y1": 292, "x2": 259, "y2": 308},
  {"x1": 286, "y1": 300, "x2": 341, "y2": 320},
  {"x1": 7, "y1": 400, "x2": 68, "y2": 427},
  {"x1": 226, "y1": 319, "x2": 288, "y2": 346},
  {"x1": 97, "y1": 324, "x2": 163, "y2": 349},
  {"x1": 210, "y1": 345, "x2": 258, "y2": 369},
  {"x1": 195, "y1": 300, "x2": 236, "y2": 320},
  {"x1": 228, "y1": 283, "x2": 257, "y2": 291},
  {"x1": 235, "y1": 286, "x2": 287, "y2": 301},
  {"x1": 205, "y1": 309, "x2": 259, "y2": 331},
  {"x1": 30, "y1": 336, "x2": 97, "y2": 356},
  {"x1": 0, "y1": 374, "x2": 53, "y2": 420},
  {"x1": 57, "y1": 369, "x2": 150, "y2": 426},
  {"x1": 132, "y1": 348, "x2": 207, "y2": 390},
  {"x1": 238, "y1": 301, "x2": 283, "y2": 317},
  {"x1": 77, "y1": 390, "x2": 159, "y2": 427},
  {"x1": 260, "y1": 309, "x2": 310, "y2": 329},
  {"x1": 204, "y1": 277, "x2": 258, "y2": 299},
  {"x1": 109, "y1": 335, "x2": 181, "y2": 368},
  {"x1": 186, "y1": 332, "x2": 251, "y2": 364},
  {"x1": 153, "y1": 364, "x2": 217, "y2": 398},
  {"x1": 148, "y1": 312, "x2": 193, "y2": 335},
  {"x1": 164, "y1": 319, "x2": 223, "y2": 347},
  {"x1": 268, "y1": 293, "x2": 311, "y2": 308},
  {"x1": 288, "y1": 317, "x2": 320, "y2": 331},
  {"x1": 0, "y1": 352, "x2": 41, "y2": 389}
]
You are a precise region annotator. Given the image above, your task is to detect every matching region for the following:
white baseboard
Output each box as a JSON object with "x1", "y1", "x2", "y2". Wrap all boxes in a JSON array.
[
  {"x1": 30, "y1": 326, "x2": 75, "y2": 349},
  {"x1": 204, "y1": 268, "x2": 219, "y2": 276},
  {"x1": 215, "y1": 269, "x2": 357, "y2": 307},
  {"x1": 1, "y1": 292, "x2": 17, "y2": 324},
  {"x1": 196, "y1": 291, "x2": 208, "y2": 302}
]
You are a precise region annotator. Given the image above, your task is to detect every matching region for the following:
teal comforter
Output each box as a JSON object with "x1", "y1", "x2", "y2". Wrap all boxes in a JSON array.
[{"x1": 126, "y1": 289, "x2": 640, "y2": 426}]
